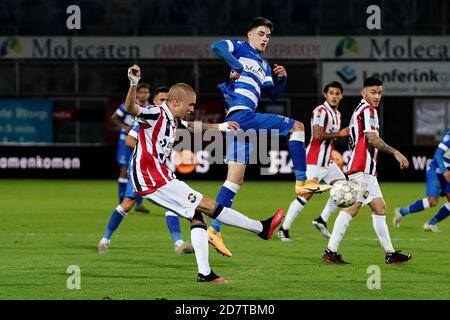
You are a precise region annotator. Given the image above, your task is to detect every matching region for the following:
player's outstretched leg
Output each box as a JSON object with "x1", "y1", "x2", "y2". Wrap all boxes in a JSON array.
[
  {"x1": 98, "y1": 199, "x2": 135, "y2": 253},
  {"x1": 288, "y1": 121, "x2": 330, "y2": 195},
  {"x1": 322, "y1": 209, "x2": 353, "y2": 264},
  {"x1": 370, "y1": 198, "x2": 412, "y2": 264},
  {"x1": 278, "y1": 195, "x2": 308, "y2": 241},
  {"x1": 424, "y1": 201, "x2": 450, "y2": 232},
  {"x1": 195, "y1": 203, "x2": 283, "y2": 281},
  {"x1": 312, "y1": 197, "x2": 339, "y2": 239},
  {"x1": 393, "y1": 197, "x2": 435, "y2": 228},
  {"x1": 165, "y1": 211, "x2": 194, "y2": 254},
  {"x1": 208, "y1": 179, "x2": 241, "y2": 257},
  {"x1": 205, "y1": 201, "x2": 284, "y2": 241}
]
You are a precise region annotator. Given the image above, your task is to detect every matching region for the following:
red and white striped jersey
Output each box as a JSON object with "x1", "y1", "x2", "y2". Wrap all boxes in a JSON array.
[
  {"x1": 346, "y1": 99, "x2": 380, "y2": 176},
  {"x1": 306, "y1": 101, "x2": 342, "y2": 167},
  {"x1": 130, "y1": 102, "x2": 178, "y2": 195}
]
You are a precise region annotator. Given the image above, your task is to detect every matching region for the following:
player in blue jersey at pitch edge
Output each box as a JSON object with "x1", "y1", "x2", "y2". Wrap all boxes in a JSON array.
[
  {"x1": 207, "y1": 17, "x2": 329, "y2": 256},
  {"x1": 111, "y1": 83, "x2": 150, "y2": 213},
  {"x1": 393, "y1": 130, "x2": 450, "y2": 232}
]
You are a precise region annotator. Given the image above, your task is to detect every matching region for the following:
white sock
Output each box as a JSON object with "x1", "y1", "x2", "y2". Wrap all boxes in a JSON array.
[
  {"x1": 174, "y1": 239, "x2": 184, "y2": 247},
  {"x1": 100, "y1": 237, "x2": 110, "y2": 244},
  {"x1": 372, "y1": 215, "x2": 395, "y2": 253},
  {"x1": 320, "y1": 197, "x2": 339, "y2": 223},
  {"x1": 282, "y1": 196, "x2": 307, "y2": 230},
  {"x1": 165, "y1": 211, "x2": 178, "y2": 217},
  {"x1": 327, "y1": 211, "x2": 353, "y2": 252},
  {"x1": 215, "y1": 207, "x2": 262, "y2": 234},
  {"x1": 190, "y1": 225, "x2": 211, "y2": 276}
]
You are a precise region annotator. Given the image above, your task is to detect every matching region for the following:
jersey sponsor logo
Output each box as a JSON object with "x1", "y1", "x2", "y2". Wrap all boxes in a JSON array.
[{"x1": 239, "y1": 57, "x2": 266, "y2": 83}]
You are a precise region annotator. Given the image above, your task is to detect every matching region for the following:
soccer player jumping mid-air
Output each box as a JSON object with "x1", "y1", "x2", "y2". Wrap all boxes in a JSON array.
[{"x1": 207, "y1": 17, "x2": 328, "y2": 256}]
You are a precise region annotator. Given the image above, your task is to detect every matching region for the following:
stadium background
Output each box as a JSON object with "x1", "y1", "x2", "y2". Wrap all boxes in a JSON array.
[
  {"x1": 1, "y1": 0, "x2": 450, "y2": 302},
  {"x1": 0, "y1": 0, "x2": 449, "y2": 181}
]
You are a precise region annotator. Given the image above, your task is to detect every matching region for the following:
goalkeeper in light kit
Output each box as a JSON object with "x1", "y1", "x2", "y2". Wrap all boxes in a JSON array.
[{"x1": 321, "y1": 77, "x2": 412, "y2": 265}]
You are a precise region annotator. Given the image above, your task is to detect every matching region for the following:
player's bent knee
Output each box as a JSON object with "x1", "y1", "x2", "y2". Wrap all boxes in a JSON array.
[
  {"x1": 196, "y1": 196, "x2": 217, "y2": 215},
  {"x1": 428, "y1": 197, "x2": 439, "y2": 207},
  {"x1": 191, "y1": 212, "x2": 206, "y2": 225},
  {"x1": 227, "y1": 162, "x2": 246, "y2": 186},
  {"x1": 291, "y1": 121, "x2": 304, "y2": 132},
  {"x1": 303, "y1": 193, "x2": 314, "y2": 201},
  {"x1": 344, "y1": 202, "x2": 362, "y2": 216},
  {"x1": 119, "y1": 167, "x2": 128, "y2": 178},
  {"x1": 121, "y1": 198, "x2": 136, "y2": 212}
]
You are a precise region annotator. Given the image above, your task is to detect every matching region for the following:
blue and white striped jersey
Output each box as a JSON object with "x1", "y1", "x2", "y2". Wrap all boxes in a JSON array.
[
  {"x1": 430, "y1": 130, "x2": 450, "y2": 174},
  {"x1": 211, "y1": 39, "x2": 286, "y2": 114}
]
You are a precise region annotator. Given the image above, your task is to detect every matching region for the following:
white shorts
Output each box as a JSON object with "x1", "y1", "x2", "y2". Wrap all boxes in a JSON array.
[
  {"x1": 348, "y1": 172, "x2": 383, "y2": 206},
  {"x1": 143, "y1": 179, "x2": 203, "y2": 219},
  {"x1": 307, "y1": 163, "x2": 346, "y2": 184}
]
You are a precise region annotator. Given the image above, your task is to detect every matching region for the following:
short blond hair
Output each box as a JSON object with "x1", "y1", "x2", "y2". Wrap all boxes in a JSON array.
[{"x1": 168, "y1": 83, "x2": 196, "y2": 101}]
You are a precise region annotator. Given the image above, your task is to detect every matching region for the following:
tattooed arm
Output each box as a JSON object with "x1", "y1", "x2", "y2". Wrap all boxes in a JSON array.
[{"x1": 366, "y1": 132, "x2": 409, "y2": 169}]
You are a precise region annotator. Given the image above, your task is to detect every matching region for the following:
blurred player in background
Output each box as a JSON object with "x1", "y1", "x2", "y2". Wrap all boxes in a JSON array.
[
  {"x1": 124, "y1": 65, "x2": 284, "y2": 282},
  {"x1": 99, "y1": 85, "x2": 194, "y2": 254},
  {"x1": 322, "y1": 77, "x2": 412, "y2": 264},
  {"x1": 208, "y1": 17, "x2": 327, "y2": 256},
  {"x1": 393, "y1": 130, "x2": 450, "y2": 232},
  {"x1": 111, "y1": 83, "x2": 150, "y2": 213},
  {"x1": 278, "y1": 81, "x2": 349, "y2": 241}
]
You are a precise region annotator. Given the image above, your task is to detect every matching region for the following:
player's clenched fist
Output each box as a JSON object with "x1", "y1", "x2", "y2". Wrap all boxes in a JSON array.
[
  {"x1": 128, "y1": 65, "x2": 141, "y2": 86},
  {"x1": 339, "y1": 127, "x2": 350, "y2": 138},
  {"x1": 218, "y1": 121, "x2": 240, "y2": 132},
  {"x1": 273, "y1": 64, "x2": 287, "y2": 77},
  {"x1": 394, "y1": 151, "x2": 409, "y2": 169}
]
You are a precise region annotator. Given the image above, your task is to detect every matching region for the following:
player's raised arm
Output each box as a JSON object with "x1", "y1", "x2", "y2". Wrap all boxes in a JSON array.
[
  {"x1": 125, "y1": 65, "x2": 141, "y2": 116},
  {"x1": 210, "y1": 40, "x2": 244, "y2": 75}
]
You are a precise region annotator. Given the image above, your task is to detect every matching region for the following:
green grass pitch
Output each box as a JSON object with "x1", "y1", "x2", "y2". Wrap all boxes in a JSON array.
[{"x1": 0, "y1": 179, "x2": 449, "y2": 300}]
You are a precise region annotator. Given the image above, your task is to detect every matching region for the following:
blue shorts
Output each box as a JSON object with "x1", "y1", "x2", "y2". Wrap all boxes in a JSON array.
[
  {"x1": 117, "y1": 139, "x2": 132, "y2": 168},
  {"x1": 224, "y1": 109, "x2": 295, "y2": 164},
  {"x1": 426, "y1": 166, "x2": 450, "y2": 197}
]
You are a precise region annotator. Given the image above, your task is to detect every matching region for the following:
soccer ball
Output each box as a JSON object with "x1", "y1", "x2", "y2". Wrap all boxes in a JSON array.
[{"x1": 330, "y1": 180, "x2": 358, "y2": 208}]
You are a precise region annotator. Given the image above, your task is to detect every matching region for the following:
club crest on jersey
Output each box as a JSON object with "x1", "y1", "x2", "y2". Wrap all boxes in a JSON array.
[{"x1": 188, "y1": 193, "x2": 197, "y2": 203}]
